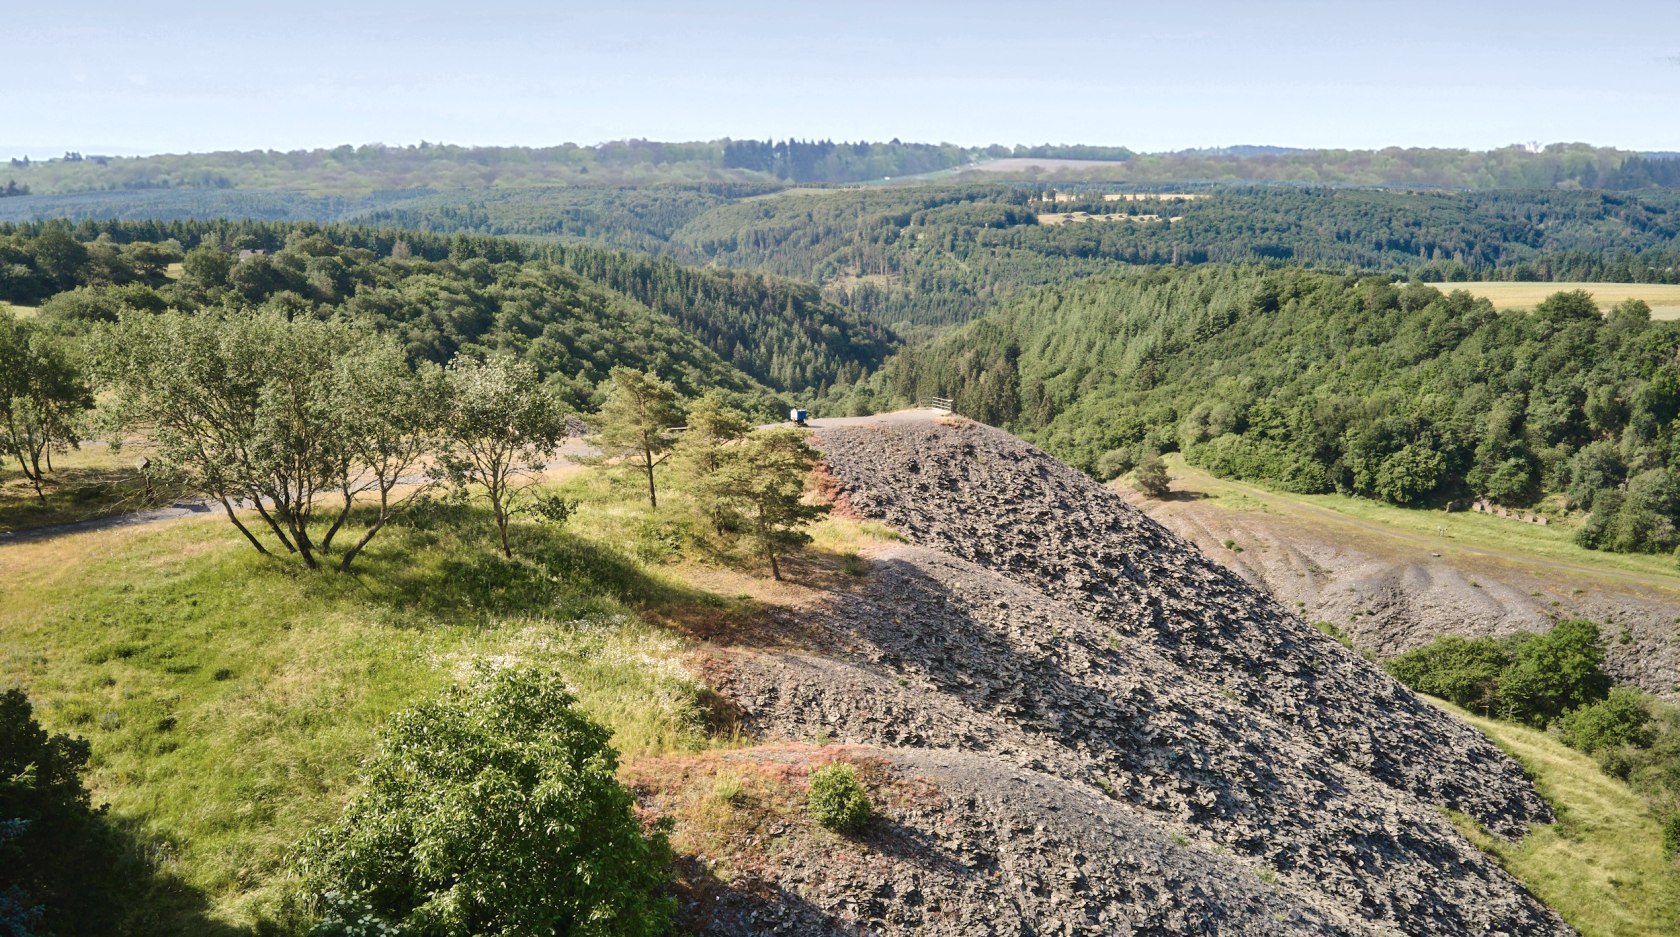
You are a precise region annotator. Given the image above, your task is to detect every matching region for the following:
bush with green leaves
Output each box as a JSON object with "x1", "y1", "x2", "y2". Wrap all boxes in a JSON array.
[
  {"x1": 1094, "y1": 448, "x2": 1135, "y2": 482},
  {"x1": 1554, "y1": 687, "x2": 1655, "y2": 754},
  {"x1": 1383, "y1": 634, "x2": 1516, "y2": 716},
  {"x1": 1131, "y1": 453, "x2": 1170, "y2": 498},
  {"x1": 806, "y1": 763, "x2": 872, "y2": 834},
  {"x1": 1384, "y1": 620, "x2": 1611, "y2": 726},
  {"x1": 295, "y1": 667, "x2": 674, "y2": 937},
  {"x1": 1499, "y1": 619, "x2": 1612, "y2": 726}
]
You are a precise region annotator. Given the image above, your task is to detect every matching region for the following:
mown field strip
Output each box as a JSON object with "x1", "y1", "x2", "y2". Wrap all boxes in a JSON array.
[{"x1": 1448, "y1": 282, "x2": 1680, "y2": 320}]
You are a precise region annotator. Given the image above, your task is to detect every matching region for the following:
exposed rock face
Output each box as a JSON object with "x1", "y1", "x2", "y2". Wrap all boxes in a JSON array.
[{"x1": 698, "y1": 417, "x2": 1570, "y2": 935}]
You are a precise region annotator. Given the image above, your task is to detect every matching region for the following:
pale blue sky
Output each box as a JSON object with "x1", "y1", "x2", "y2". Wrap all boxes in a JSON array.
[{"x1": 8, "y1": 0, "x2": 1679, "y2": 157}]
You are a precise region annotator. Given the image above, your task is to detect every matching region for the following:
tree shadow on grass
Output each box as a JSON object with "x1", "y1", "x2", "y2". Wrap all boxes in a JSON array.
[
  {"x1": 23, "y1": 810, "x2": 254, "y2": 937},
  {"x1": 309, "y1": 501, "x2": 700, "y2": 625}
]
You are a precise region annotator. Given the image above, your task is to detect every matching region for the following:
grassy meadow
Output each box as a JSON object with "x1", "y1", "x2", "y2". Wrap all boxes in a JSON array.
[
  {"x1": 1159, "y1": 454, "x2": 1680, "y2": 587},
  {"x1": 1437, "y1": 700, "x2": 1680, "y2": 936},
  {"x1": 0, "y1": 461, "x2": 894, "y2": 932},
  {"x1": 1447, "y1": 282, "x2": 1680, "y2": 320}
]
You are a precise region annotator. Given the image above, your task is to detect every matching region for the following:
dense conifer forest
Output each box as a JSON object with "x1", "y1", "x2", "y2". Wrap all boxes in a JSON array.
[
  {"x1": 0, "y1": 219, "x2": 888, "y2": 400},
  {"x1": 15, "y1": 182, "x2": 1679, "y2": 328}
]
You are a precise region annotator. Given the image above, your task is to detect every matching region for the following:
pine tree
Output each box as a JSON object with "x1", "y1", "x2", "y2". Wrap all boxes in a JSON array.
[
  {"x1": 712, "y1": 428, "x2": 829, "y2": 580},
  {"x1": 674, "y1": 392, "x2": 751, "y2": 533},
  {"x1": 591, "y1": 367, "x2": 684, "y2": 509}
]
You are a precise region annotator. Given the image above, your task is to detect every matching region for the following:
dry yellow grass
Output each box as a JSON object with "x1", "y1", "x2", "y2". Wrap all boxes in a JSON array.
[
  {"x1": 1447, "y1": 282, "x2": 1680, "y2": 320},
  {"x1": 1102, "y1": 192, "x2": 1203, "y2": 202},
  {"x1": 1037, "y1": 211, "x2": 1179, "y2": 226}
]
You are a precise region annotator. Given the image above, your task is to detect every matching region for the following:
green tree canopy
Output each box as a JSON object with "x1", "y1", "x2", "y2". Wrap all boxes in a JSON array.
[
  {"x1": 437, "y1": 355, "x2": 567, "y2": 558},
  {"x1": 296, "y1": 667, "x2": 675, "y2": 937},
  {"x1": 709, "y1": 427, "x2": 829, "y2": 580}
]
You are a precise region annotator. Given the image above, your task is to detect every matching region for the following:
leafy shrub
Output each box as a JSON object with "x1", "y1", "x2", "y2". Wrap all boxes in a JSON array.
[
  {"x1": 1385, "y1": 635, "x2": 1514, "y2": 716},
  {"x1": 807, "y1": 763, "x2": 872, "y2": 833},
  {"x1": 531, "y1": 493, "x2": 580, "y2": 526},
  {"x1": 1311, "y1": 621, "x2": 1353, "y2": 649},
  {"x1": 1554, "y1": 687, "x2": 1654, "y2": 753},
  {"x1": 1384, "y1": 620, "x2": 1611, "y2": 726},
  {"x1": 296, "y1": 667, "x2": 675, "y2": 937},
  {"x1": 1131, "y1": 454, "x2": 1170, "y2": 498},
  {"x1": 1094, "y1": 448, "x2": 1135, "y2": 482},
  {"x1": 631, "y1": 516, "x2": 695, "y2": 564},
  {"x1": 1498, "y1": 620, "x2": 1612, "y2": 726},
  {"x1": 1191, "y1": 434, "x2": 1330, "y2": 494}
]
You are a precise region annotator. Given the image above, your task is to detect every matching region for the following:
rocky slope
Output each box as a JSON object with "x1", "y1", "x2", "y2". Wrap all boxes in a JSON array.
[{"x1": 683, "y1": 415, "x2": 1571, "y2": 935}]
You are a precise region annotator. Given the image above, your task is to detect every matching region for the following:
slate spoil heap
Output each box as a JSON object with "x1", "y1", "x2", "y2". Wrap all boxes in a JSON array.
[{"x1": 688, "y1": 417, "x2": 1571, "y2": 936}]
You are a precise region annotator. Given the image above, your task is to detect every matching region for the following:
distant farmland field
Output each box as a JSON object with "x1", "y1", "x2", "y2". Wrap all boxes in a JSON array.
[
  {"x1": 966, "y1": 157, "x2": 1131, "y2": 174},
  {"x1": 1448, "y1": 282, "x2": 1680, "y2": 320}
]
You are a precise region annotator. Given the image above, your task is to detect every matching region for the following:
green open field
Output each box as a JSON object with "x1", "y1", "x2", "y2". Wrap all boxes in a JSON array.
[
  {"x1": 1447, "y1": 282, "x2": 1680, "y2": 320},
  {"x1": 1162, "y1": 455, "x2": 1679, "y2": 588},
  {"x1": 0, "y1": 461, "x2": 894, "y2": 932},
  {"x1": 1436, "y1": 699, "x2": 1680, "y2": 936},
  {"x1": 2, "y1": 302, "x2": 38, "y2": 318}
]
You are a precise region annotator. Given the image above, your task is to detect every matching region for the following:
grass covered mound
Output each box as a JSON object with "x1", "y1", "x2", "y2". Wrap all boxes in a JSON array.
[{"x1": 0, "y1": 471, "x2": 808, "y2": 933}]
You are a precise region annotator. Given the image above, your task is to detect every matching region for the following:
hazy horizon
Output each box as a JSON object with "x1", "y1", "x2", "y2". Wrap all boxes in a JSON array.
[{"x1": 10, "y1": 0, "x2": 1679, "y2": 159}]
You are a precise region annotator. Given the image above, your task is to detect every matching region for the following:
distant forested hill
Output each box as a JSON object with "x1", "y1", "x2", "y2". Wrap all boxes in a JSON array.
[
  {"x1": 11, "y1": 183, "x2": 1680, "y2": 328},
  {"x1": 1, "y1": 140, "x2": 982, "y2": 195},
  {"x1": 0, "y1": 219, "x2": 891, "y2": 402},
  {"x1": 971, "y1": 144, "x2": 1680, "y2": 190},
  {"x1": 346, "y1": 184, "x2": 1680, "y2": 327},
  {"x1": 841, "y1": 266, "x2": 1680, "y2": 555},
  {"x1": 10, "y1": 140, "x2": 1680, "y2": 197}
]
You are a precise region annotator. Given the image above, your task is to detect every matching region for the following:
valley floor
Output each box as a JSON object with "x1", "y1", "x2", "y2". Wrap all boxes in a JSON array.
[{"x1": 1122, "y1": 456, "x2": 1680, "y2": 700}]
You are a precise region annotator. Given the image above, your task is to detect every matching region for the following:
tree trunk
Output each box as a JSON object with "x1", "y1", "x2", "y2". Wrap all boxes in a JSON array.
[
  {"x1": 644, "y1": 448, "x2": 657, "y2": 509},
  {"x1": 282, "y1": 508, "x2": 319, "y2": 570},
  {"x1": 338, "y1": 486, "x2": 393, "y2": 573},
  {"x1": 320, "y1": 483, "x2": 353, "y2": 553},
  {"x1": 492, "y1": 492, "x2": 512, "y2": 558},
  {"x1": 252, "y1": 498, "x2": 298, "y2": 553},
  {"x1": 24, "y1": 441, "x2": 45, "y2": 501},
  {"x1": 219, "y1": 495, "x2": 270, "y2": 556},
  {"x1": 338, "y1": 515, "x2": 386, "y2": 572}
]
